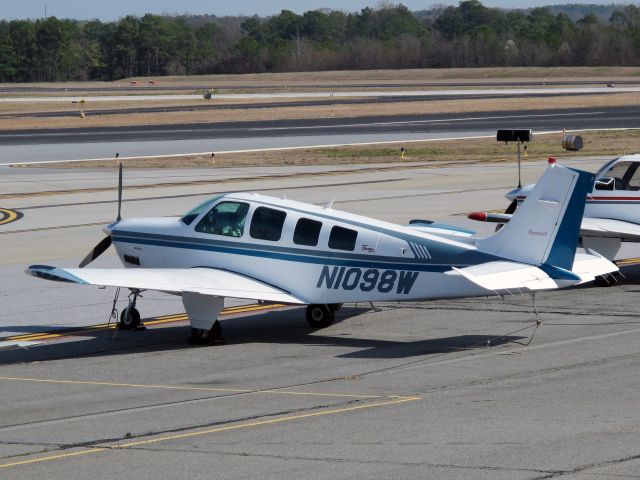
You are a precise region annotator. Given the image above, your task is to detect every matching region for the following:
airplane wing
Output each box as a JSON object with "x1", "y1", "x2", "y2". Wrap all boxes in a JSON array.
[
  {"x1": 580, "y1": 217, "x2": 640, "y2": 241},
  {"x1": 25, "y1": 265, "x2": 306, "y2": 304}
]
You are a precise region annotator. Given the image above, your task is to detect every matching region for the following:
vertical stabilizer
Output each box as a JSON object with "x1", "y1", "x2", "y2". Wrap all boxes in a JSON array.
[{"x1": 477, "y1": 164, "x2": 594, "y2": 270}]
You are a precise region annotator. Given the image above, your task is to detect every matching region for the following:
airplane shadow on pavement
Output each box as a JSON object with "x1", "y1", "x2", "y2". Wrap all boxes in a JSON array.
[{"x1": 0, "y1": 306, "x2": 525, "y2": 365}]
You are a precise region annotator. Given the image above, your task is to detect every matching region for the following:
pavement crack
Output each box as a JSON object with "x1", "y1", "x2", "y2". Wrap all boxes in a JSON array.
[
  {"x1": 118, "y1": 445, "x2": 560, "y2": 475},
  {"x1": 529, "y1": 452, "x2": 640, "y2": 479}
]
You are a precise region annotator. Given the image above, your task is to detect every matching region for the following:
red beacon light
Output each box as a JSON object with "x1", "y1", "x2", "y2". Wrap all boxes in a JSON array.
[{"x1": 548, "y1": 157, "x2": 557, "y2": 165}]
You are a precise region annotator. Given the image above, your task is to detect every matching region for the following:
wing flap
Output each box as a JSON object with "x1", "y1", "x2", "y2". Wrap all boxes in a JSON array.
[
  {"x1": 26, "y1": 265, "x2": 305, "y2": 304},
  {"x1": 581, "y1": 218, "x2": 640, "y2": 241}
]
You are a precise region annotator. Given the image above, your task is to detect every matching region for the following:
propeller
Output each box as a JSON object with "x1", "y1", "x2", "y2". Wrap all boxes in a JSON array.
[
  {"x1": 79, "y1": 163, "x2": 123, "y2": 268},
  {"x1": 495, "y1": 191, "x2": 519, "y2": 232}
]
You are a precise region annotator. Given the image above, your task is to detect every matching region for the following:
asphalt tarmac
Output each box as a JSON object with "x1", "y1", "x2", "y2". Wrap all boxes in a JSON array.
[
  {"x1": 1, "y1": 158, "x2": 640, "y2": 479},
  {"x1": 2, "y1": 106, "x2": 640, "y2": 164}
]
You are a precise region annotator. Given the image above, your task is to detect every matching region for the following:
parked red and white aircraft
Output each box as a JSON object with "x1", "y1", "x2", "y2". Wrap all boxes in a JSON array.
[{"x1": 469, "y1": 155, "x2": 640, "y2": 263}]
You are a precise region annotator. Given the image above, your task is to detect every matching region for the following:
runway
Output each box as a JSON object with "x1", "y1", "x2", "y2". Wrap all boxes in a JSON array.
[
  {"x1": 2, "y1": 106, "x2": 640, "y2": 164},
  {"x1": 2, "y1": 158, "x2": 640, "y2": 479}
]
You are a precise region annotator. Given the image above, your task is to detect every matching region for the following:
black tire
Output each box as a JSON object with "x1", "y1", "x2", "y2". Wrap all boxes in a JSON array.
[
  {"x1": 119, "y1": 306, "x2": 141, "y2": 330},
  {"x1": 305, "y1": 304, "x2": 335, "y2": 329}
]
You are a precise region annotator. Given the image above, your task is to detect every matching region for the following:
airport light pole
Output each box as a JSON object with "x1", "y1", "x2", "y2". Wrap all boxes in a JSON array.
[{"x1": 497, "y1": 129, "x2": 533, "y2": 188}]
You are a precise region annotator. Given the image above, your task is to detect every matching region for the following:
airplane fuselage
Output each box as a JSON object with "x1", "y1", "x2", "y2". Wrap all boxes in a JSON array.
[{"x1": 109, "y1": 193, "x2": 498, "y2": 304}]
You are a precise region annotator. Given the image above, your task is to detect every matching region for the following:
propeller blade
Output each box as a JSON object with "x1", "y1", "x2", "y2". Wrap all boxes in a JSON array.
[
  {"x1": 116, "y1": 163, "x2": 123, "y2": 222},
  {"x1": 505, "y1": 199, "x2": 518, "y2": 215},
  {"x1": 496, "y1": 199, "x2": 519, "y2": 232},
  {"x1": 79, "y1": 236, "x2": 112, "y2": 268}
]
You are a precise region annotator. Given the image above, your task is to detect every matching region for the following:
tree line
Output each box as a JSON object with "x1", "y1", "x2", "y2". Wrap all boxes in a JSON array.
[{"x1": 1, "y1": 1, "x2": 640, "y2": 82}]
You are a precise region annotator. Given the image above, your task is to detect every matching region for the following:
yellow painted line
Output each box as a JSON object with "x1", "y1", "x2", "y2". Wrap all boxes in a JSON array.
[
  {"x1": 0, "y1": 208, "x2": 22, "y2": 226},
  {"x1": 115, "y1": 396, "x2": 419, "y2": 449},
  {"x1": 0, "y1": 448, "x2": 107, "y2": 469},
  {"x1": 616, "y1": 257, "x2": 640, "y2": 267},
  {"x1": 1, "y1": 303, "x2": 286, "y2": 342},
  {"x1": 0, "y1": 396, "x2": 419, "y2": 470},
  {"x1": 0, "y1": 375, "x2": 400, "y2": 400}
]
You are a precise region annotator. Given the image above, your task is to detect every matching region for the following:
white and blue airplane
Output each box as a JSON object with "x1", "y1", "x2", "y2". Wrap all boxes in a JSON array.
[
  {"x1": 26, "y1": 162, "x2": 616, "y2": 344},
  {"x1": 469, "y1": 155, "x2": 640, "y2": 263}
]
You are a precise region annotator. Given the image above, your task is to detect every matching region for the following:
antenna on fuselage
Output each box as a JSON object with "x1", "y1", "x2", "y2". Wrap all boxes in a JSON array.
[
  {"x1": 116, "y1": 162, "x2": 123, "y2": 222},
  {"x1": 324, "y1": 197, "x2": 335, "y2": 209}
]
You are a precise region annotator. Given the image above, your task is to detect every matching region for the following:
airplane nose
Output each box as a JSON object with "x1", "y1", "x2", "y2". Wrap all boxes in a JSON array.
[{"x1": 103, "y1": 221, "x2": 118, "y2": 235}]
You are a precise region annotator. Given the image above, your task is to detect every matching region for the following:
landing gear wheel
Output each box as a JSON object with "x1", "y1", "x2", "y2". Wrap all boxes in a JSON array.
[
  {"x1": 305, "y1": 304, "x2": 335, "y2": 329},
  {"x1": 188, "y1": 321, "x2": 225, "y2": 346},
  {"x1": 119, "y1": 306, "x2": 141, "y2": 330}
]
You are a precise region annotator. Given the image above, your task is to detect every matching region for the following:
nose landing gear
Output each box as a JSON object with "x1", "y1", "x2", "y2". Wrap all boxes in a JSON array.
[{"x1": 119, "y1": 289, "x2": 144, "y2": 330}]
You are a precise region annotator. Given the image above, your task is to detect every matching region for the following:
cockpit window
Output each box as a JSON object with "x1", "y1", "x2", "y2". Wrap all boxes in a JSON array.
[
  {"x1": 180, "y1": 196, "x2": 224, "y2": 225},
  {"x1": 600, "y1": 161, "x2": 638, "y2": 191},
  {"x1": 195, "y1": 201, "x2": 249, "y2": 237}
]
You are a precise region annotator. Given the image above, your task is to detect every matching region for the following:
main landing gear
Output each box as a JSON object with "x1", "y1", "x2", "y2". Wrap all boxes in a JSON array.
[
  {"x1": 188, "y1": 320, "x2": 225, "y2": 346},
  {"x1": 305, "y1": 303, "x2": 342, "y2": 328},
  {"x1": 119, "y1": 289, "x2": 144, "y2": 330}
]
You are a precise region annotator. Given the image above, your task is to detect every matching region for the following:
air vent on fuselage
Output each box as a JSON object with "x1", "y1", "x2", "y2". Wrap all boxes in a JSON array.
[{"x1": 124, "y1": 254, "x2": 140, "y2": 266}]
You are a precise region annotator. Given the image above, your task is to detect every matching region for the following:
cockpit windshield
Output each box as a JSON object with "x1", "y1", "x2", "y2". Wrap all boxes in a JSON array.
[
  {"x1": 180, "y1": 195, "x2": 224, "y2": 225},
  {"x1": 597, "y1": 161, "x2": 640, "y2": 191}
]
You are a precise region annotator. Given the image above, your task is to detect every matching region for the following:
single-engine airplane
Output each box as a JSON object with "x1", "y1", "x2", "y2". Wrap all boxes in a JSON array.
[
  {"x1": 26, "y1": 162, "x2": 617, "y2": 344},
  {"x1": 469, "y1": 155, "x2": 640, "y2": 265}
]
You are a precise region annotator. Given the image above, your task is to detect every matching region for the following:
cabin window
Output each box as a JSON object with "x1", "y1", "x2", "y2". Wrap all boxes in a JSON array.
[
  {"x1": 293, "y1": 218, "x2": 322, "y2": 246},
  {"x1": 250, "y1": 207, "x2": 287, "y2": 241},
  {"x1": 195, "y1": 201, "x2": 249, "y2": 237},
  {"x1": 329, "y1": 226, "x2": 358, "y2": 251}
]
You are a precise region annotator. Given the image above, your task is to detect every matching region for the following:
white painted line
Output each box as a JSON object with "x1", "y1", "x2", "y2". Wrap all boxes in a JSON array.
[
  {"x1": 2, "y1": 127, "x2": 638, "y2": 167},
  {"x1": 247, "y1": 111, "x2": 606, "y2": 131},
  {"x1": 0, "y1": 341, "x2": 42, "y2": 350}
]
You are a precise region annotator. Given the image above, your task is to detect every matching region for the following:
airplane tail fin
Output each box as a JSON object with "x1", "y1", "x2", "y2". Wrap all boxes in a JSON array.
[{"x1": 476, "y1": 162, "x2": 594, "y2": 272}]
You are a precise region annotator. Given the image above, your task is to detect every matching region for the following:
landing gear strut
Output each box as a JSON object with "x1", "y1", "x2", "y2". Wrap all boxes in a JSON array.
[
  {"x1": 119, "y1": 289, "x2": 143, "y2": 330},
  {"x1": 305, "y1": 304, "x2": 340, "y2": 328}
]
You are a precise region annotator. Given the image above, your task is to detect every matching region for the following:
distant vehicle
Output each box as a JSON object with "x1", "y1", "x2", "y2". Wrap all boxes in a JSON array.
[
  {"x1": 469, "y1": 155, "x2": 640, "y2": 262},
  {"x1": 26, "y1": 163, "x2": 615, "y2": 344},
  {"x1": 129, "y1": 81, "x2": 137, "y2": 86}
]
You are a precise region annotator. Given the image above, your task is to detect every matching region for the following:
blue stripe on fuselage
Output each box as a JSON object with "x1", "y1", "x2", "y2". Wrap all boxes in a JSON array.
[{"x1": 111, "y1": 230, "x2": 497, "y2": 272}]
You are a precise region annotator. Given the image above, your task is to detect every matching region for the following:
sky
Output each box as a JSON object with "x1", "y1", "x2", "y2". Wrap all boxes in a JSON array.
[{"x1": 1, "y1": 0, "x2": 636, "y2": 21}]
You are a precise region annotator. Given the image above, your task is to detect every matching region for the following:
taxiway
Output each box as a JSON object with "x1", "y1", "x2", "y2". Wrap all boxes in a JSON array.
[{"x1": 1, "y1": 158, "x2": 640, "y2": 479}]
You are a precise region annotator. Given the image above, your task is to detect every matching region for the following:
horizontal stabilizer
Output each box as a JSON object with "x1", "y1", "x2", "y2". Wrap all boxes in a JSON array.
[
  {"x1": 26, "y1": 265, "x2": 306, "y2": 305},
  {"x1": 447, "y1": 261, "x2": 558, "y2": 292},
  {"x1": 571, "y1": 253, "x2": 619, "y2": 284},
  {"x1": 447, "y1": 253, "x2": 617, "y2": 292}
]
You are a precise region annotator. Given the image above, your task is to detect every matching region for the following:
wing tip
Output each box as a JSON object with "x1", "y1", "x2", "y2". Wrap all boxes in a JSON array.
[{"x1": 25, "y1": 265, "x2": 88, "y2": 284}]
